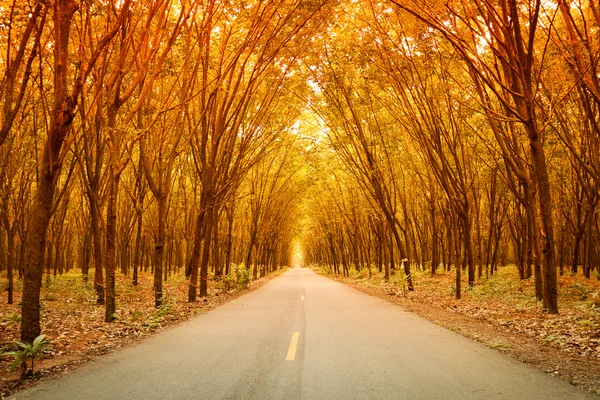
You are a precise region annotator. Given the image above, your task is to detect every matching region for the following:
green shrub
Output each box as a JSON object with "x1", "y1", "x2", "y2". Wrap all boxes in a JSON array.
[
  {"x1": 1, "y1": 334, "x2": 50, "y2": 378},
  {"x1": 235, "y1": 266, "x2": 250, "y2": 289},
  {"x1": 222, "y1": 264, "x2": 251, "y2": 292},
  {"x1": 221, "y1": 269, "x2": 237, "y2": 292}
]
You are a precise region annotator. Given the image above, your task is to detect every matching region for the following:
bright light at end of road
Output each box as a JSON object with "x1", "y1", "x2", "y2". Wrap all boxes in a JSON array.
[{"x1": 291, "y1": 241, "x2": 305, "y2": 268}]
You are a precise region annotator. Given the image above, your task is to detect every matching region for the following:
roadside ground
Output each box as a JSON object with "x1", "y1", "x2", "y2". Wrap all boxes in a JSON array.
[
  {"x1": 313, "y1": 265, "x2": 600, "y2": 396},
  {"x1": 0, "y1": 268, "x2": 285, "y2": 398}
]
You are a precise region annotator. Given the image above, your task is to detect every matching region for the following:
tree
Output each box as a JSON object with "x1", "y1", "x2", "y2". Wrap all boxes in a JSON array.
[
  {"x1": 186, "y1": 0, "x2": 323, "y2": 300},
  {"x1": 309, "y1": 24, "x2": 415, "y2": 287},
  {"x1": 100, "y1": 0, "x2": 191, "y2": 321},
  {"x1": 21, "y1": 0, "x2": 123, "y2": 343},
  {"x1": 390, "y1": 0, "x2": 560, "y2": 312}
]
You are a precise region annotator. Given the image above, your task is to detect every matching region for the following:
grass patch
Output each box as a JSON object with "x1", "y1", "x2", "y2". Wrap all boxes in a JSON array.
[{"x1": 488, "y1": 341, "x2": 510, "y2": 351}]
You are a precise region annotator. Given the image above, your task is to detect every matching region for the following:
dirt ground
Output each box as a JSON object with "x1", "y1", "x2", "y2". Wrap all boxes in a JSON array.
[
  {"x1": 319, "y1": 267, "x2": 600, "y2": 397},
  {"x1": 0, "y1": 269, "x2": 285, "y2": 399}
]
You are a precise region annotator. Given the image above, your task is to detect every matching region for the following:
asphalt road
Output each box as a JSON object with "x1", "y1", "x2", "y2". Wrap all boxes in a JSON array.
[{"x1": 10, "y1": 268, "x2": 596, "y2": 400}]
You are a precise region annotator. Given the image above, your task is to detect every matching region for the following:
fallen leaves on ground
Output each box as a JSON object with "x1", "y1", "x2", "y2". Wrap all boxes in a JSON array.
[
  {"x1": 0, "y1": 268, "x2": 284, "y2": 398},
  {"x1": 318, "y1": 266, "x2": 600, "y2": 396}
]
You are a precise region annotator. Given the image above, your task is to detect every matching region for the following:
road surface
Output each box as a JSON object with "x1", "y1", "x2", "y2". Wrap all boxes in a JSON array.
[{"x1": 10, "y1": 268, "x2": 596, "y2": 399}]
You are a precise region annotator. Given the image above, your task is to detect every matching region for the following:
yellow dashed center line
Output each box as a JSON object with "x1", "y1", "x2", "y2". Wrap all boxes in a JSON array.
[
  {"x1": 301, "y1": 295, "x2": 305, "y2": 301},
  {"x1": 286, "y1": 332, "x2": 300, "y2": 361}
]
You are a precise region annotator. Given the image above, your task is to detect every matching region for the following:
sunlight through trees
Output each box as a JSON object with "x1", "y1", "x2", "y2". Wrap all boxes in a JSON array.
[{"x1": 0, "y1": 0, "x2": 599, "y2": 344}]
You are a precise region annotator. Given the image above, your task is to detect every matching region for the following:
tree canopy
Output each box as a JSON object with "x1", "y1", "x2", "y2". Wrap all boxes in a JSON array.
[{"x1": 0, "y1": 0, "x2": 599, "y2": 345}]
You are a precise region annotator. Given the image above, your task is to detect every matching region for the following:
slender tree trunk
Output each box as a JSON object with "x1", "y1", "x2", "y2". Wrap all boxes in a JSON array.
[
  {"x1": 154, "y1": 196, "x2": 167, "y2": 307},
  {"x1": 558, "y1": 224, "x2": 565, "y2": 276},
  {"x1": 53, "y1": 236, "x2": 60, "y2": 276},
  {"x1": 530, "y1": 138, "x2": 558, "y2": 313},
  {"x1": 455, "y1": 223, "x2": 462, "y2": 299},
  {"x1": 213, "y1": 217, "x2": 221, "y2": 277},
  {"x1": 583, "y1": 207, "x2": 595, "y2": 279},
  {"x1": 571, "y1": 203, "x2": 584, "y2": 276},
  {"x1": 0, "y1": 230, "x2": 4, "y2": 275},
  {"x1": 105, "y1": 170, "x2": 121, "y2": 322},
  {"x1": 341, "y1": 236, "x2": 350, "y2": 278},
  {"x1": 491, "y1": 225, "x2": 502, "y2": 274},
  {"x1": 446, "y1": 212, "x2": 453, "y2": 272},
  {"x1": 90, "y1": 194, "x2": 104, "y2": 304},
  {"x1": 199, "y1": 208, "x2": 214, "y2": 298},
  {"x1": 81, "y1": 228, "x2": 91, "y2": 281},
  {"x1": 7, "y1": 228, "x2": 14, "y2": 304},
  {"x1": 46, "y1": 240, "x2": 53, "y2": 276},
  {"x1": 187, "y1": 210, "x2": 205, "y2": 302},
  {"x1": 475, "y1": 198, "x2": 483, "y2": 279},
  {"x1": 389, "y1": 230, "x2": 395, "y2": 274},
  {"x1": 225, "y1": 206, "x2": 234, "y2": 276},
  {"x1": 376, "y1": 237, "x2": 382, "y2": 274},
  {"x1": 431, "y1": 201, "x2": 438, "y2": 275},
  {"x1": 18, "y1": 233, "x2": 25, "y2": 278},
  {"x1": 526, "y1": 201, "x2": 534, "y2": 280},
  {"x1": 463, "y1": 214, "x2": 475, "y2": 288},
  {"x1": 132, "y1": 209, "x2": 142, "y2": 286}
]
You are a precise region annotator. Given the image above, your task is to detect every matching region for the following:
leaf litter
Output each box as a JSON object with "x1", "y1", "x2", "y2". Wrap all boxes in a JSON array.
[
  {"x1": 319, "y1": 266, "x2": 600, "y2": 396},
  {"x1": 0, "y1": 269, "x2": 284, "y2": 398}
]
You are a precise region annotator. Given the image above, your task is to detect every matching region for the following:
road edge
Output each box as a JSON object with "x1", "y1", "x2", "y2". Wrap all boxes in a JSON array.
[
  {"x1": 315, "y1": 269, "x2": 600, "y2": 398},
  {"x1": 0, "y1": 268, "x2": 287, "y2": 399}
]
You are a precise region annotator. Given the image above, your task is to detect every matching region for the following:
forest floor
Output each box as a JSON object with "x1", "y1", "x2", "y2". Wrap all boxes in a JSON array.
[
  {"x1": 313, "y1": 266, "x2": 600, "y2": 397},
  {"x1": 0, "y1": 268, "x2": 285, "y2": 398}
]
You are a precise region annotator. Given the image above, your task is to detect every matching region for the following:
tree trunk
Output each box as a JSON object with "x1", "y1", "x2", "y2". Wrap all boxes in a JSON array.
[
  {"x1": 22, "y1": 167, "x2": 57, "y2": 342},
  {"x1": 188, "y1": 209, "x2": 206, "y2": 301},
  {"x1": 199, "y1": 208, "x2": 214, "y2": 298},
  {"x1": 105, "y1": 170, "x2": 121, "y2": 322},
  {"x1": 81, "y1": 228, "x2": 91, "y2": 281},
  {"x1": 7, "y1": 227, "x2": 14, "y2": 304},
  {"x1": 21, "y1": 0, "x2": 78, "y2": 344},
  {"x1": 475, "y1": 197, "x2": 483, "y2": 279},
  {"x1": 154, "y1": 196, "x2": 167, "y2": 308},
  {"x1": 213, "y1": 217, "x2": 221, "y2": 277},
  {"x1": 530, "y1": 138, "x2": 558, "y2": 313},
  {"x1": 431, "y1": 200, "x2": 438, "y2": 274},
  {"x1": 132, "y1": 209, "x2": 142, "y2": 286},
  {"x1": 225, "y1": 206, "x2": 234, "y2": 276},
  {"x1": 90, "y1": 196, "x2": 104, "y2": 304},
  {"x1": 376, "y1": 236, "x2": 382, "y2": 274},
  {"x1": 446, "y1": 211, "x2": 453, "y2": 271},
  {"x1": 389, "y1": 230, "x2": 395, "y2": 274},
  {"x1": 463, "y1": 213, "x2": 475, "y2": 288},
  {"x1": 583, "y1": 207, "x2": 595, "y2": 279},
  {"x1": 491, "y1": 225, "x2": 502, "y2": 275},
  {"x1": 455, "y1": 225, "x2": 462, "y2": 299}
]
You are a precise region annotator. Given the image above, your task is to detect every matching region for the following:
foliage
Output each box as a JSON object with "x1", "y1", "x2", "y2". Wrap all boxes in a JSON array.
[
  {"x1": 222, "y1": 265, "x2": 251, "y2": 292},
  {"x1": 1, "y1": 334, "x2": 49, "y2": 377}
]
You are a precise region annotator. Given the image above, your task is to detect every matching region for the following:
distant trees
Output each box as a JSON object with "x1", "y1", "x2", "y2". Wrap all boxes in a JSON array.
[
  {"x1": 308, "y1": 15, "x2": 415, "y2": 288},
  {"x1": 183, "y1": 0, "x2": 323, "y2": 300},
  {"x1": 302, "y1": 0, "x2": 600, "y2": 314}
]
